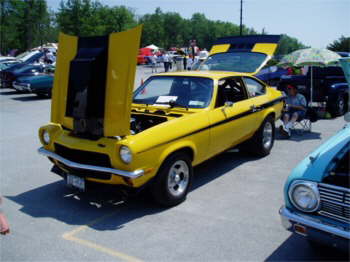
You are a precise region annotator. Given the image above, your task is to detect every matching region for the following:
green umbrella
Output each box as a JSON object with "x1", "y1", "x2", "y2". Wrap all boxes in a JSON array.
[
  {"x1": 278, "y1": 48, "x2": 341, "y2": 105},
  {"x1": 278, "y1": 48, "x2": 341, "y2": 67}
]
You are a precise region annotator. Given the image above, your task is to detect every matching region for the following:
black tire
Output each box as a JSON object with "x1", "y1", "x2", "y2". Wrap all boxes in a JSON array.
[
  {"x1": 247, "y1": 115, "x2": 275, "y2": 157},
  {"x1": 36, "y1": 92, "x2": 51, "y2": 98},
  {"x1": 151, "y1": 152, "x2": 193, "y2": 207},
  {"x1": 329, "y1": 95, "x2": 346, "y2": 117}
]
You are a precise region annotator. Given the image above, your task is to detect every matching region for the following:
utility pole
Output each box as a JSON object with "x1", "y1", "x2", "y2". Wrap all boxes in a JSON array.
[
  {"x1": 39, "y1": 0, "x2": 43, "y2": 48},
  {"x1": 0, "y1": 0, "x2": 5, "y2": 54},
  {"x1": 239, "y1": 0, "x2": 243, "y2": 36}
]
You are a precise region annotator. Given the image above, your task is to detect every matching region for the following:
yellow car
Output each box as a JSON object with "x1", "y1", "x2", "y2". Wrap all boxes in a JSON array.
[{"x1": 38, "y1": 26, "x2": 284, "y2": 206}]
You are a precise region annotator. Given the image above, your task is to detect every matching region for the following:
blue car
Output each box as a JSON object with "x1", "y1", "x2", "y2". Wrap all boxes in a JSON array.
[{"x1": 279, "y1": 123, "x2": 350, "y2": 250}]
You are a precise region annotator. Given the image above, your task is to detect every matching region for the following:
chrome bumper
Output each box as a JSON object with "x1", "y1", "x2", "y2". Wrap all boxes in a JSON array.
[
  {"x1": 13, "y1": 83, "x2": 31, "y2": 92},
  {"x1": 279, "y1": 206, "x2": 350, "y2": 240},
  {"x1": 38, "y1": 147, "x2": 144, "y2": 179}
]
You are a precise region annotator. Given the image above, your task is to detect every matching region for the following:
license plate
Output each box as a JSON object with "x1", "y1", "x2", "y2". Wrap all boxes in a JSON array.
[{"x1": 67, "y1": 174, "x2": 85, "y2": 191}]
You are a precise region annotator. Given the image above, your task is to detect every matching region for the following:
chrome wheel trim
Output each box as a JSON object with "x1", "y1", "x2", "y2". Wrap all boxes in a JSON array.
[
  {"x1": 338, "y1": 97, "x2": 345, "y2": 114},
  {"x1": 167, "y1": 160, "x2": 189, "y2": 197},
  {"x1": 262, "y1": 121, "x2": 273, "y2": 149}
]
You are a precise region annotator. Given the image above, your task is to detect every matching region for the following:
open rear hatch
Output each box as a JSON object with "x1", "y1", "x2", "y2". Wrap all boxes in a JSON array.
[
  {"x1": 51, "y1": 26, "x2": 142, "y2": 138},
  {"x1": 203, "y1": 35, "x2": 281, "y2": 74}
]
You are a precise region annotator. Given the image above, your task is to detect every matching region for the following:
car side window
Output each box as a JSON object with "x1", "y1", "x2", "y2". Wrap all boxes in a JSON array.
[
  {"x1": 215, "y1": 77, "x2": 248, "y2": 108},
  {"x1": 243, "y1": 77, "x2": 265, "y2": 97}
]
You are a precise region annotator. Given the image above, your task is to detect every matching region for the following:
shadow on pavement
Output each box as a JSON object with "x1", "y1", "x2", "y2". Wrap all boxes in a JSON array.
[
  {"x1": 6, "y1": 180, "x2": 167, "y2": 231},
  {"x1": 11, "y1": 95, "x2": 49, "y2": 101},
  {"x1": 265, "y1": 234, "x2": 349, "y2": 261},
  {"x1": 275, "y1": 129, "x2": 322, "y2": 142},
  {"x1": 0, "y1": 90, "x2": 19, "y2": 95},
  {"x1": 6, "y1": 151, "x2": 256, "y2": 231},
  {"x1": 192, "y1": 151, "x2": 257, "y2": 190}
]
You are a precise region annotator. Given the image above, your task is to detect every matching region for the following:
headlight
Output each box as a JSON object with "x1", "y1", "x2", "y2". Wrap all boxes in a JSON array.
[
  {"x1": 42, "y1": 130, "x2": 50, "y2": 145},
  {"x1": 119, "y1": 146, "x2": 132, "y2": 164},
  {"x1": 289, "y1": 180, "x2": 320, "y2": 212}
]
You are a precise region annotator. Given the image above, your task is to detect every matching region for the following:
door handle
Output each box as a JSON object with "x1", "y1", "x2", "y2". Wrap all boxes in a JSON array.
[{"x1": 250, "y1": 105, "x2": 262, "y2": 112}]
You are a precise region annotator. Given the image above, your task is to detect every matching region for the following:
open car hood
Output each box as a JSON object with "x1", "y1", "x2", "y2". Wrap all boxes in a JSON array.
[
  {"x1": 51, "y1": 26, "x2": 142, "y2": 138},
  {"x1": 205, "y1": 35, "x2": 281, "y2": 75}
]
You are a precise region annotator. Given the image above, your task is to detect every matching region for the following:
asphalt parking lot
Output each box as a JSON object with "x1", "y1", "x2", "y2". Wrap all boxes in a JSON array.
[{"x1": 0, "y1": 66, "x2": 349, "y2": 261}]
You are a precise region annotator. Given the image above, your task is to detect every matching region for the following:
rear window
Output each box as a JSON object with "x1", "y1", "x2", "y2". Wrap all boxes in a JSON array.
[{"x1": 199, "y1": 52, "x2": 267, "y2": 73}]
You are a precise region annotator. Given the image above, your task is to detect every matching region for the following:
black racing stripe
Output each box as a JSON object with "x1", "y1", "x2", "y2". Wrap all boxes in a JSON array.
[
  {"x1": 260, "y1": 96, "x2": 285, "y2": 109},
  {"x1": 214, "y1": 35, "x2": 281, "y2": 46},
  {"x1": 137, "y1": 96, "x2": 284, "y2": 154}
]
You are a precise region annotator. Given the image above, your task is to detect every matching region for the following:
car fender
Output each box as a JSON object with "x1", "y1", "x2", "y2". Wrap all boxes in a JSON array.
[
  {"x1": 261, "y1": 107, "x2": 276, "y2": 122},
  {"x1": 158, "y1": 140, "x2": 197, "y2": 168}
]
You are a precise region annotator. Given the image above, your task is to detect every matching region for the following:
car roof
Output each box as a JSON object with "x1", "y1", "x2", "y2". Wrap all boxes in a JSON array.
[{"x1": 153, "y1": 70, "x2": 253, "y2": 80}]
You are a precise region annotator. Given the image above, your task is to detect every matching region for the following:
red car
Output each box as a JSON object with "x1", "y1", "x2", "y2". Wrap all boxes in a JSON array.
[{"x1": 137, "y1": 47, "x2": 152, "y2": 64}]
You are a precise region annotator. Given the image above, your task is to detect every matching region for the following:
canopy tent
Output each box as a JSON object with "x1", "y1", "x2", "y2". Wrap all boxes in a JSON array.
[{"x1": 145, "y1": 44, "x2": 159, "y2": 50}]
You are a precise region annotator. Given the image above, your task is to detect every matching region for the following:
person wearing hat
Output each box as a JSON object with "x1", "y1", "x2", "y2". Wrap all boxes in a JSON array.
[{"x1": 280, "y1": 84, "x2": 307, "y2": 137}]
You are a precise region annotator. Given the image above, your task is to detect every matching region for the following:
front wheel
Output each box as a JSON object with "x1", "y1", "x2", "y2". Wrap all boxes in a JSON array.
[
  {"x1": 248, "y1": 115, "x2": 275, "y2": 157},
  {"x1": 151, "y1": 152, "x2": 193, "y2": 207}
]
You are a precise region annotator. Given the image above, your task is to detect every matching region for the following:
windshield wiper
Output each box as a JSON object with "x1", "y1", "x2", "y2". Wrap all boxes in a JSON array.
[
  {"x1": 169, "y1": 100, "x2": 189, "y2": 110},
  {"x1": 156, "y1": 100, "x2": 188, "y2": 110}
]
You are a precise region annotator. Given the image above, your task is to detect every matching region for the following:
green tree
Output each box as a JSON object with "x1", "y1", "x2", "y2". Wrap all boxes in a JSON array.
[
  {"x1": 275, "y1": 34, "x2": 308, "y2": 56},
  {"x1": 327, "y1": 36, "x2": 350, "y2": 52},
  {"x1": 101, "y1": 6, "x2": 136, "y2": 34},
  {"x1": 0, "y1": 0, "x2": 54, "y2": 54},
  {"x1": 139, "y1": 7, "x2": 165, "y2": 47},
  {"x1": 56, "y1": 0, "x2": 136, "y2": 36}
]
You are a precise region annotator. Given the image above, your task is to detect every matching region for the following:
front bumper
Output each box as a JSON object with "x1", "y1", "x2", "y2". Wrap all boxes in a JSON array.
[
  {"x1": 38, "y1": 147, "x2": 144, "y2": 179},
  {"x1": 280, "y1": 206, "x2": 350, "y2": 249},
  {"x1": 13, "y1": 83, "x2": 31, "y2": 92}
]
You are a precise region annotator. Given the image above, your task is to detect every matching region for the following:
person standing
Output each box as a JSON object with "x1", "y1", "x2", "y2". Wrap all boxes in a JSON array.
[
  {"x1": 163, "y1": 52, "x2": 171, "y2": 72},
  {"x1": 150, "y1": 54, "x2": 158, "y2": 73}
]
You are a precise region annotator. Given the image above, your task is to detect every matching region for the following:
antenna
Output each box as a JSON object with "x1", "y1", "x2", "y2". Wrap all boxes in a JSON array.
[{"x1": 240, "y1": 0, "x2": 243, "y2": 36}]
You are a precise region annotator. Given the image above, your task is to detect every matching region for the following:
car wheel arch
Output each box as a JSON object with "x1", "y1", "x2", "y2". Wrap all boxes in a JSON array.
[
  {"x1": 158, "y1": 143, "x2": 196, "y2": 168},
  {"x1": 261, "y1": 110, "x2": 276, "y2": 124}
]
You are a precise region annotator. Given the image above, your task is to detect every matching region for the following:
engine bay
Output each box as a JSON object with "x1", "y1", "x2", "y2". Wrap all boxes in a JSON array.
[
  {"x1": 130, "y1": 111, "x2": 182, "y2": 134},
  {"x1": 323, "y1": 148, "x2": 350, "y2": 188}
]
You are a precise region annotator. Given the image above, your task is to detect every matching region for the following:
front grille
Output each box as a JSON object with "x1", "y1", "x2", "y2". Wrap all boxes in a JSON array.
[
  {"x1": 318, "y1": 183, "x2": 350, "y2": 223},
  {"x1": 54, "y1": 143, "x2": 111, "y2": 168}
]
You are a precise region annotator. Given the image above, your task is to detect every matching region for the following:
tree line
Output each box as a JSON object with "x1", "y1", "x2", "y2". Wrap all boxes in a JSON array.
[{"x1": 0, "y1": 0, "x2": 348, "y2": 56}]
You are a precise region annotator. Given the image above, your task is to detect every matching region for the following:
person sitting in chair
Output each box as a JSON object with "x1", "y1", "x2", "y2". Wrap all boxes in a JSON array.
[{"x1": 280, "y1": 84, "x2": 307, "y2": 138}]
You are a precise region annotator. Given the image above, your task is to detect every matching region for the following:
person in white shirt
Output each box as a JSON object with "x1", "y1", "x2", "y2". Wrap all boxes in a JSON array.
[
  {"x1": 150, "y1": 54, "x2": 157, "y2": 73},
  {"x1": 163, "y1": 52, "x2": 171, "y2": 72}
]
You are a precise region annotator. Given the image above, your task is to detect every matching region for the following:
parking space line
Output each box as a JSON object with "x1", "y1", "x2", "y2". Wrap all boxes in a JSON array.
[{"x1": 62, "y1": 212, "x2": 143, "y2": 262}]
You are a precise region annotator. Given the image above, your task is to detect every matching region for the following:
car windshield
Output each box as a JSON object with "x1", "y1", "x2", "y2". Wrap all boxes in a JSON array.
[
  {"x1": 15, "y1": 51, "x2": 39, "y2": 62},
  {"x1": 133, "y1": 76, "x2": 213, "y2": 108},
  {"x1": 199, "y1": 52, "x2": 267, "y2": 73}
]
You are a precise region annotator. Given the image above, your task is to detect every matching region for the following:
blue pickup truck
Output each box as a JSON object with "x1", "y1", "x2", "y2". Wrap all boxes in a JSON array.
[{"x1": 278, "y1": 66, "x2": 348, "y2": 117}]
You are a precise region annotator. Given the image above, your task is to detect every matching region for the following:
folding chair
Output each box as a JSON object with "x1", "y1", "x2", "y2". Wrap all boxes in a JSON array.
[
  {"x1": 291, "y1": 108, "x2": 315, "y2": 135},
  {"x1": 292, "y1": 118, "x2": 312, "y2": 134}
]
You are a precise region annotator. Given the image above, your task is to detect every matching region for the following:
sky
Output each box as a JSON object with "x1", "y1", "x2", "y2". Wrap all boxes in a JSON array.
[{"x1": 47, "y1": 0, "x2": 350, "y2": 48}]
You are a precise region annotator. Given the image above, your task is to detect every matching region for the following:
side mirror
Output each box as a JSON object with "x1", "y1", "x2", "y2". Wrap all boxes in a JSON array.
[{"x1": 224, "y1": 101, "x2": 234, "y2": 107}]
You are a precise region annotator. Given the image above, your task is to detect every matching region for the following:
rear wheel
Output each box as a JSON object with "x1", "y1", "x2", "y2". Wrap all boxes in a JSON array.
[
  {"x1": 246, "y1": 115, "x2": 275, "y2": 157},
  {"x1": 329, "y1": 95, "x2": 346, "y2": 117},
  {"x1": 151, "y1": 152, "x2": 193, "y2": 207}
]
